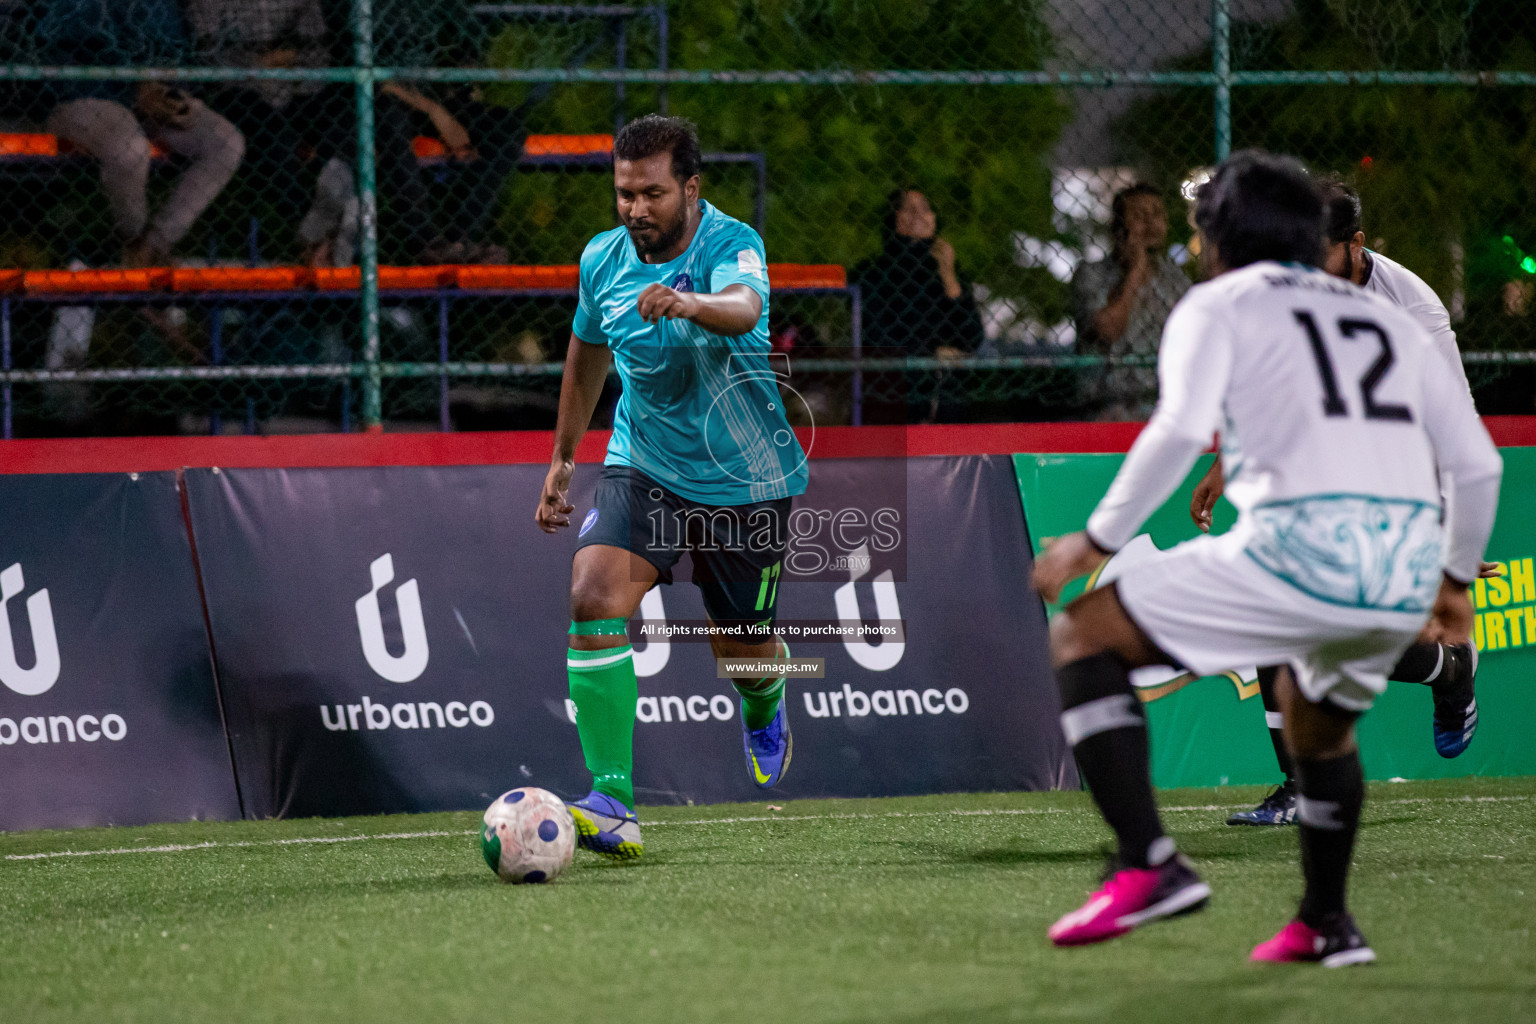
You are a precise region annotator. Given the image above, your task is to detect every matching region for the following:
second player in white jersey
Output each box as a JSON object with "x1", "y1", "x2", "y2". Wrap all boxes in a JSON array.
[
  {"x1": 1316, "y1": 172, "x2": 1472, "y2": 400},
  {"x1": 1359, "y1": 249, "x2": 1469, "y2": 394},
  {"x1": 1084, "y1": 261, "x2": 1500, "y2": 711},
  {"x1": 1207, "y1": 179, "x2": 1493, "y2": 833},
  {"x1": 1032, "y1": 152, "x2": 1502, "y2": 962},
  {"x1": 1092, "y1": 261, "x2": 1493, "y2": 585}
]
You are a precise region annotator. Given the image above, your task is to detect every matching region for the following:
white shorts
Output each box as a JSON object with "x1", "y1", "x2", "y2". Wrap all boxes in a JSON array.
[{"x1": 1106, "y1": 533, "x2": 1427, "y2": 712}]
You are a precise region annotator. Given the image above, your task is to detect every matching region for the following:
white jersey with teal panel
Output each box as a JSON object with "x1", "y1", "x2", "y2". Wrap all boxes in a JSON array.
[
  {"x1": 572, "y1": 200, "x2": 809, "y2": 506},
  {"x1": 1088, "y1": 261, "x2": 1500, "y2": 609}
]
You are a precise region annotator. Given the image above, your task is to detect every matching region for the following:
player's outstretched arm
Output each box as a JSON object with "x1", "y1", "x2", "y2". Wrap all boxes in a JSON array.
[
  {"x1": 636, "y1": 283, "x2": 762, "y2": 337},
  {"x1": 537, "y1": 334, "x2": 612, "y2": 534},
  {"x1": 1417, "y1": 341, "x2": 1504, "y2": 585},
  {"x1": 1083, "y1": 296, "x2": 1231, "y2": 556}
]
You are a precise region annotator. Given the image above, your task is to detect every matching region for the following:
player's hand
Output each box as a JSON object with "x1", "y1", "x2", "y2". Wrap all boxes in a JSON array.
[
  {"x1": 1421, "y1": 575, "x2": 1476, "y2": 646},
  {"x1": 1032, "y1": 531, "x2": 1109, "y2": 605},
  {"x1": 1190, "y1": 460, "x2": 1225, "y2": 533},
  {"x1": 636, "y1": 284, "x2": 700, "y2": 324},
  {"x1": 536, "y1": 459, "x2": 576, "y2": 534},
  {"x1": 1479, "y1": 560, "x2": 1503, "y2": 579}
]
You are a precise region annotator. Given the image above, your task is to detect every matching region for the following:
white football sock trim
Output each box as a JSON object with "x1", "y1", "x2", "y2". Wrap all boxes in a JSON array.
[{"x1": 1061, "y1": 693, "x2": 1143, "y2": 745}]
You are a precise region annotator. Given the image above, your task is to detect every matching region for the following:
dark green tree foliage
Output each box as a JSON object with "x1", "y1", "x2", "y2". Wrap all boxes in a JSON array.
[
  {"x1": 1118, "y1": 0, "x2": 1536, "y2": 352},
  {"x1": 485, "y1": 1, "x2": 1067, "y2": 312}
]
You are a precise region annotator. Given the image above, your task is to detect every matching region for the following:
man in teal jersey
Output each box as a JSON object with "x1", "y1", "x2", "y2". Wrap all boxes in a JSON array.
[{"x1": 535, "y1": 115, "x2": 808, "y2": 860}]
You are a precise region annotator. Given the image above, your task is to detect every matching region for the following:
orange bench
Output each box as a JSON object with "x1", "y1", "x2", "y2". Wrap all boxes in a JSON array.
[
  {"x1": 5, "y1": 263, "x2": 847, "y2": 295},
  {"x1": 2, "y1": 130, "x2": 613, "y2": 168},
  {"x1": 0, "y1": 131, "x2": 171, "y2": 162},
  {"x1": 21, "y1": 267, "x2": 175, "y2": 293},
  {"x1": 414, "y1": 133, "x2": 614, "y2": 164}
]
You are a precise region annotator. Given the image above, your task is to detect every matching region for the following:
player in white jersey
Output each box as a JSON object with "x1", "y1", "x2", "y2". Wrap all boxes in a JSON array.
[
  {"x1": 1191, "y1": 177, "x2": 1490, "y2": 827},
  {"x1": 1032, "y1": 151, "x2": 1502, "y2": 963}
]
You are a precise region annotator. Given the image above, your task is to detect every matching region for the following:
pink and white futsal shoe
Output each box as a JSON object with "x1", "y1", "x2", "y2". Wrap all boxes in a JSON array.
[
  {"x1": 1251, "y1": 915, "x2": 1376, "y2": 967},
  {"x1": 1048, "y1": 856, "x2": 1211, "y2": 947}
]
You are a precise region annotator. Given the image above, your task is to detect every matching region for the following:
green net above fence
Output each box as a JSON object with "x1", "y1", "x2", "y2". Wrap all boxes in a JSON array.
[{"x1": 0, "y1": 0, "x2": 1533, "y2": 437}]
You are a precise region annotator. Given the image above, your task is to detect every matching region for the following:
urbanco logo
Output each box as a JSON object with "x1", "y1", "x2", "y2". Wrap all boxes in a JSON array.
[
  {"x1": 0, "y1": 562, "x2": 130, "y2": 748},
  {"x1": 0, "y1": 562, "x2": 60, "y2": 696},
  {"x1": 633, "y1": 588, "x2": 669, "y2": 678},
  {"x1": 356, "y1": 554, "x2": 430, "y2": 683},
  {"x1": 833, "y1": 544, "x2": 904, "y2": 671}
]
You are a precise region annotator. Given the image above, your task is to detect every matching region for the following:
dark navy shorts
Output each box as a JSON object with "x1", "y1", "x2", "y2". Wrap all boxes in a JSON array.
[{"x1": 575, "y1": 465, "x2": 792, "y2": 629}]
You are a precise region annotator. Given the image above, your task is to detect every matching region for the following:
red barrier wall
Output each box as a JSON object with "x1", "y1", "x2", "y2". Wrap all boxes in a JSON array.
[{"x1": 1, "y1": 418, "x2": 1533, "y2": 474}]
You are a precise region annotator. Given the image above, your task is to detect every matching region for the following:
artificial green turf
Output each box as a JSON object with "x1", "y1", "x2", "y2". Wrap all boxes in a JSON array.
[{"x1": 1, "y1": 777, "x2": 1532, "y2": 1023}]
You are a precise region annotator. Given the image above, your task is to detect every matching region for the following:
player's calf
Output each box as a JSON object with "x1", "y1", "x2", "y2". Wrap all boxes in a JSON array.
[
  {"x1": 1048, "y1": 645, "x2": 1209, "y2": 946},
  {"x1": 567, "y1": 617, "x2": 640, "y2": 831},
  {"x1": 1293, "y1": 750, "x2": 1365, "y2": 925},
  {"x1": 731, "y1": 637, "x2": 792, "y2": 787},
  {"x1": 1228, "y1": 666, "x2": 1298, "y2": 826},
  {"x1": 1391, "y1": 641, "x2": 1480, "y2": 758},
  {"x1": 1055, "y1": 651, "x2": 1169, "y2": 869},
  {"x1": 1277, "y1": 679, "x2": 1368, "y2": 949}
]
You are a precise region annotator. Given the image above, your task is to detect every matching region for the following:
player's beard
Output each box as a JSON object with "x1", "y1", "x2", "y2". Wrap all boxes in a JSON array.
[{"x1": 625, "y1": 207, "x2": 688, "y2": 258}]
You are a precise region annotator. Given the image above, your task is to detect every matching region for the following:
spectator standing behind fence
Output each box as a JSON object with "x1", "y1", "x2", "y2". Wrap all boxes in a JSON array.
[
  {"x1": 1071, "y1": 183, "x2": 1189, "y2": 420},
  {"x1": 38, "y1": 0, "x2": 245, "y2": 267},
  {"x1": 187, "y1": 0, "x2": 347, "y2": 260},
  {"x1": 371, "y1": 0, "x2": 523, "y2": 264},
  {"x1": 854, "y1": 189, "x2": 984, "y2": 357}
]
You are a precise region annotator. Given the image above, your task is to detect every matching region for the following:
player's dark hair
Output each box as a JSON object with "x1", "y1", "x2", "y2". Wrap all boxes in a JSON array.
[
  {"x1": 1110, "y1": 182, "x2": 1164, "y2": 264},
  {"x1": 613, "y1": 114, "x2": 702, "y2": 183},
  {"x1": 1316, "y1": 173, "x2": 1363, "y2": 243},
  {"x1": 1194, "y1": 149, "x2": 1324, "y2": 269}
]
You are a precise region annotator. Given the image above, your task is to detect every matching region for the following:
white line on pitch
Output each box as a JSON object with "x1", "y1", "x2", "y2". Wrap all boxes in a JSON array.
[
  {"x1": 643, "y1": 793, "x2": 1534, "y2": 828},
  {"x1": 3, "y1": 830, "x2": 462, "y2": 862},
  {"x1": 5, "y1": 795, "x2": 1528, "y2": 862}
]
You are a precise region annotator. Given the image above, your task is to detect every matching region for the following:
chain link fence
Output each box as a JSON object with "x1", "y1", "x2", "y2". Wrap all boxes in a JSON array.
[{"x1": 0, "y1": 0, "x2": 1533, "y2": 437}]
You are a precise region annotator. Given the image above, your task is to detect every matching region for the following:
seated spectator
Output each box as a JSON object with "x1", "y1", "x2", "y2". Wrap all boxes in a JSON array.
[
  {"x1": 187, "y1": 0, "x2": 349, "y2": 260},
  {"x1": 1070, "y1": 182, "x2": 1189, "y2": 420},
  {"x1": 38, "y1": 0, "x2": 245, "y2": 266},
  {"x1": 853, "y1": 189, "x2": 983, "y2": 424},
  {"x1": 373, "y1": 79, "x2": 520, "y2": 264},
  {"x1": 373, "y1": 0, "x2": 524, "y2": 264},
  {"x1": 854, "y1": 189, "x2": 984, "y2": 358}
]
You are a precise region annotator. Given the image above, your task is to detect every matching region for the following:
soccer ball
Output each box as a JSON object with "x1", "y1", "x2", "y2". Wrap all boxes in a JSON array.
[{"x1": 480, "y1": 788, "x2": 575, "y2": 883}]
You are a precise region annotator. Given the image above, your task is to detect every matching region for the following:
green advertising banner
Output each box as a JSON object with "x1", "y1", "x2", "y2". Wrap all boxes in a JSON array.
[{"x1": 1014, "y1": 448, "x2": 1536, "y2": 788}]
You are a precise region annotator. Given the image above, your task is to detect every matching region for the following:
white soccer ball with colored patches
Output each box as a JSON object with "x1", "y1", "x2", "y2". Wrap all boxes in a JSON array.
[{"x1": 480, "y1": 788, "x2": 575, "y2": 883}]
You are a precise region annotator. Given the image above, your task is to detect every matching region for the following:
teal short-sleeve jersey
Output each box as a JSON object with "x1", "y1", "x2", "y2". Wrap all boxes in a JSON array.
[{"x1": 572, "y1": 200, "x2": 809, "y2": 506}]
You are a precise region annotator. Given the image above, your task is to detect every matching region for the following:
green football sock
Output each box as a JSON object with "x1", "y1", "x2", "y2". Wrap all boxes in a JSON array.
[
  {"x1": 567, "y1": 644, "x2": 638, "y2": 808},
  {"x1": 734, "y1": 638, "x2": 788, "y2": 731}
]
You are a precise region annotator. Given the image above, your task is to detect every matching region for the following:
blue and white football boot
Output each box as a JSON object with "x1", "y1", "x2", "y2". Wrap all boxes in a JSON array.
[
  {"x1": 1432, "y1": 642, "x2": 1479, "y2": 758},
  {"x1": 566, "y1": 791, "x2": 643, "y2": 860},
  {"x1": 1226, "y1": 780, "x2": 1297, "y2": 826}
]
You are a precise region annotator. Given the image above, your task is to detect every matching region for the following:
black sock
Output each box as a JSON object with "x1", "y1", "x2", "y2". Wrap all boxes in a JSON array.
[
  {"x1": 1257, "y1": 666, "x2": 1295, "y2": 782},
  {"x1": 1057, "y1": 653, "x2": 1168, "y2": 870},
  {"x1": 1389, "y1": 641, "x2": 1446, "y2": 685},
  {"x1": 1294, "y1": 751, "x2": 1365, "y2": 927}
]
